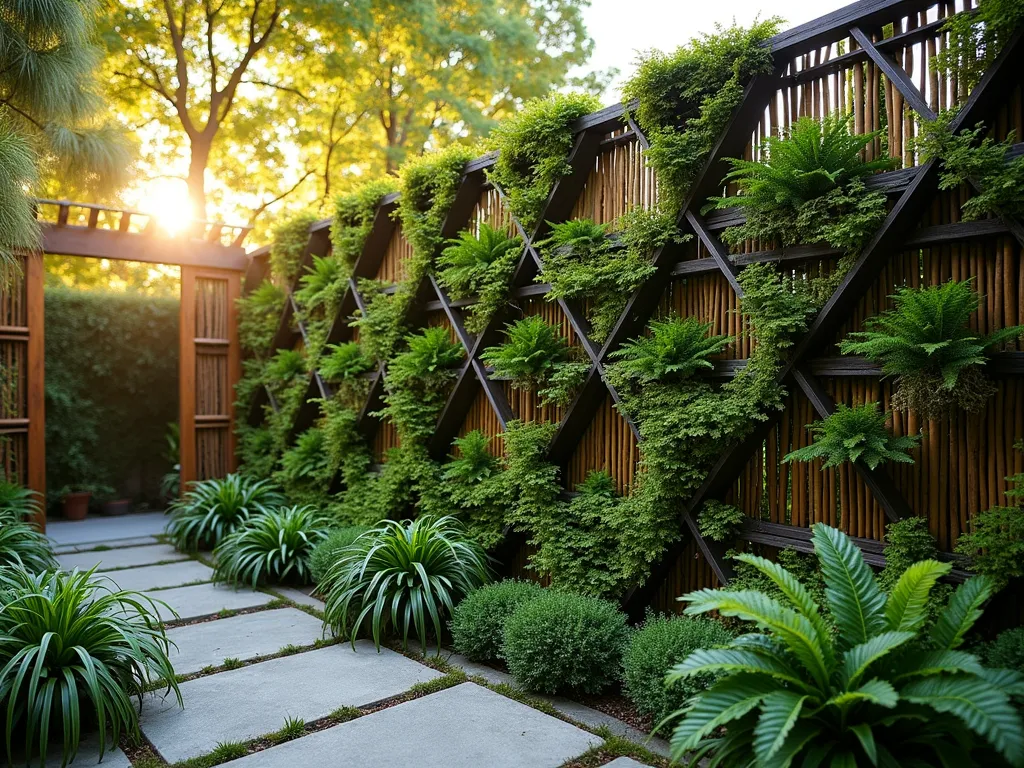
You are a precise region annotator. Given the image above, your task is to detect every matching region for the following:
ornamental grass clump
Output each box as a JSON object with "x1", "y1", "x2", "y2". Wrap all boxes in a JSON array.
[
  {"x1": 840, "y1": 279, "x2": 1024, "y2": 418},
  {"x1": 165, "y1": 474, "x2": 284, "y2": 551},
  {"x1": 214, "y1": 505, "x2": 330, "y2": 587},
  {"x1": 0, "y1": 568, "x2": 181, "y2": 768},
  {"x1": 665, "y1": 523, "x2": 1024, "y2": 766},
  {"x1": 449, "y1": 580, "x2": 544, "y2": 663},
  {"x1": 0, "y1": 480, "x2": 41, "y2": 522},
  {"x1": 322, "y1": 516, "x2": 491, "y2": 654},
  {"x1": 783, "y1": 402, "x2": 920, "y2": 470},
  {"x1": 0, "y1": 518, "x2": 55, "y2": 572},
  {"x1": 502, "y1": 590, "x2": 629, "y2": 695},
  {"x1": 622, "y1": 614, "x2": 734, "y2": 734}
]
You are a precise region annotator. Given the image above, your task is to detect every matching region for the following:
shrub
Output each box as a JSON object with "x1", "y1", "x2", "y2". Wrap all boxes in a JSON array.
[
  {"x1": 214, "y1": 505, "x2": 330, "y2": 587},
  {"x1": 322, "y1": 516, "x2": 491, "y2": 653},
  {"x1": 840, "y1": 280, "x2": 1023, "y2": 418},
  {"x1": 982, "y1": 628, "x2": 1024, "y2": 676},
  {"x1": 622, "y1": 614, "x2": 733, "y2": 732},
  {"x1": 502, "y1": 590, "x2": 630, "y2": 695},
  {"x1": 665, "y1": 523, "x2": 1024, "y2": 766},
  {"x1": 308, "y1": 525, "x2": 371, "y2": 587},
  {"x1": 0, "y1": 518, "x2": 55, "y2": 572},
  {"x1": 0, "y1": 480, "x2": 41, "y2": 521},
  {"x1": 0, "y1": 569, "x2": 181, "y2": 768},
  {"x1": 165, "y1": 474, "x2": 284, "y2": 551},
  {"x1": 449, "y1": 580, "x2": 545, "y2": 663},
  {"x1": 783, "y1": 402, "x2": 920, "y2": 469},
  {"x1": 956, "y1": 503, "x2": 1024, "y2": 590}
]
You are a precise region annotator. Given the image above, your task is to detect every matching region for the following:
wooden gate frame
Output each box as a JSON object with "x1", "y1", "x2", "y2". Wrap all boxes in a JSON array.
[{"x1": 15, "y1": 201, "x2": 252, "y2": 529}]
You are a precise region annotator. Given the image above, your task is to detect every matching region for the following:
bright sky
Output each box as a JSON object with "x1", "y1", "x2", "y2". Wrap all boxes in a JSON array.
[{"x1": 582, "y1": 0, "x2": 852, "y2": 98}]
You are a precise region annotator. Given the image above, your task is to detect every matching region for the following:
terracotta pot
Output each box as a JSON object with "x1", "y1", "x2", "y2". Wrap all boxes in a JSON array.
[
  {"x1": 62, "y1": 492, "x2": 91, "y2": 521},
  {"x1": 101, "y1": 499, "x2": 133, "y2": 516}
]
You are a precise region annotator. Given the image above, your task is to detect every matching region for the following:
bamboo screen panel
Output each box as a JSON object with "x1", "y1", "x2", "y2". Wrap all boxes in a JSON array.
[
  {"x1": 570, "y1": 131, "x2": 659, "y2": 224},
  {"x1": 0, "y1": 258, "x2": 30, "y2": 488},
  {"x1": 375, "y1": 226, "x2": 413, "y2": 284},
  {"x1": 565, "y1": 394, "x2": 638, "y2": 494}
]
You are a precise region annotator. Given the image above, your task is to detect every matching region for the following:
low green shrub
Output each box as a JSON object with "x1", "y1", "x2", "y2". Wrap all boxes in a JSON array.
[
  {"x1": 449, "y1": 580, "x2": 545, "y2": 662},
  {"x1": 502, "y1": 590, "x2": 630, "y2": 695},
  {"x1": 308, "y1": 525, "x2": 371, "y2": 587},
  {"x1": 622, "y1": 614, "x2": 733, "y2": 732},
  {"x1": 982, "y1": 628, "x2": 1024, "y2": 677},
  {"x1": 0, "y1": 568, "x2": 181, "y2": 768},
  {"x1": 213, "y1": 505, "x2": 330, "y2": 587},
  {"x1": 0, "y1": 518, "x2": 55, "y2": 572},
  {"x1": 165, "y1": 474, "x2": 284, "y2": 551},
  {"x1": 322, "y1": 516, "x2": 491, "y2": 654}
]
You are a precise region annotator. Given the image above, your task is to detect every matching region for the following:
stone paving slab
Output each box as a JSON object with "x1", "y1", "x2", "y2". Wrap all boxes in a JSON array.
[
  {"x1": 272, "y1": 585, "x2": 325, "y2": 610},
  {"x1": 46, "y1": 512, "x2": 167, "y2": 547},
  {"x1": 141, "y1": 642, "x2": 443, "y2": 763},
  {"x1": 446, "y1": 652, "x2": 514, "y2": 686},
  {"x1": 57, "y1": 543, "x2": 186, "y2": 572},
  {"x1": 222, "y1": 682, "x2": 601, "y2": 768},
  {"x1": 605, "y1": 758, "x2": 653, "y2": 768},
  {"x1": 41, "y1": 734, "x2": 131, "y2": 767},
  {"x1": 146, "y1": 583, "x2": 275, "y2": 623},
  {"x1": 53, "y1": 536, "x2": 161, "y2": 555},
  {"x1": 94, "y1": 560, "x2": 214, "y2": 592},
  {"x1": 539, "y1": 696, "x2": 670, "y2": 758},
  {"x1": 166, "y1": 607, "x2": 326, "y2": 675}
]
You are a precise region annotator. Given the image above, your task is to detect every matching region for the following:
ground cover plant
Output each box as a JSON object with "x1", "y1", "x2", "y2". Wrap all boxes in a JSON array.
[
  {"x1": 165, "y1": 474, "x2": 284, "y2": 551},
  {"x1": 0, "y1": 569, "x2": 181, "y2": 768},
  {"x1": 322, "y1": 516, "x2": 491, "y2": 654},
  {"x1": 665, "y1": 523, "x2": 1024, "y2": 766},
  {"x1": 214, "y1": 505, "x2": 330, "y2": 587}
]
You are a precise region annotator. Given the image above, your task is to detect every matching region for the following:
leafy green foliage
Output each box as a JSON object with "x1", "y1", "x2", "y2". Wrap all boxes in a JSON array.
[
  {"x1": 783, "y1": 402, "x2": 920, "y2": 470},
  {"x1": 666, "y1": 524, "x2": 1024, "y2": 766},
  {"x1": 622, "y1": 20, "x2": 779, "y2": 211},
  {"x1": 322, "y1": 516, "x2": 491, "y2": 654},
  {"x1": 308, "y1": 526, "x2": 371, "y2": 587},
  {"x1": 376, "y1": 326, "x2": 463, "y2": 442},
  {"x1": 0, "y1": 481, "x2": 41, "y2": 522},
  {"x1": 351, "y1": 279, "x2": 406, "y2": 363},
  {"x1": 331, "y1": 178, "x2": 399, "y2": 267},
  {"x1": 481, "y1": 316, "x2": 572, "y2": 389},
  {"x1": 502, "y1": 590, "x2": 630, "y2": 695},
  {"x1": 607, "y1": 316, "x2": 731, "y2": 384},
  {"x1": 269, "y1": 212, "x2": 317, "y2": 285},
  {"x1": 449, "y1": 580, "x2": 545, "y2": 662},
  {"x1": 918, "y1": 113, "x2": 1024, "y2": 221},
  {"x1": 487, "y1": 92, "x2": 602, "y2": 231},
  {"x1": 937, "y1": 0, "x2": 1024, "y2": 93},
  {"x1": 983, "y1": 629, "x2": 1024, "y2": 679},
  {"x1": 294, "y1": 255, "x2": 346, "y2": 318},
  {"x1": 956, "y1": 504, "x2": 1024, "y2": 590},
  {"x1": 622, "y1": 614, "x2": 734, "y2": 733},
  {"x1": 265, "y1": 349, "x2": 308, "y2": 384},
  {"x1": 165, "y1": 474, "x2": 284, "y2": 551},
  {"x1": 0, "y1": 569, "x2": 181, "y2": 768},
  {"x1": 438, "y1": 223, "x2": 522, "y2": 334},
  {"x1": 237, "y1": 280, "x2": 286, "y2": 356},
  {"x1": 45, "y1": 287, "x2": 178, "y2": 509},
  {"x1": 277, "y1": 427, "x2": 332, "y2": 498},
  {"x1": 714, "y1": 113, "x2": 891, "y2": 254},
  {"x1": 698, "y1": 500, "x2": 747, "y2": 543},
  {"x1": 878, "y1": 517, "x2": 953, "y2": 624},
  {"x1": 536, "y1": 359, "x2": 591, "y2": 408},
  {"x1": 236, "y1": 425, "x2": 277, "y2": 481},
  {"x1": 840, "y1": 280, "x2": 1023, "y2": 418},
  {"x1": 320, "y1": 342, "x2": 373, "y2": 382},
  {"x1": 214, "y1": 505, "x2": 330, "y2": 587},
  {"x1": 0, "y1": 518, "x2": 55, "y2": 572},
  {"x1": 538, "y1": 218, "x2": 657, "y2": 342}
]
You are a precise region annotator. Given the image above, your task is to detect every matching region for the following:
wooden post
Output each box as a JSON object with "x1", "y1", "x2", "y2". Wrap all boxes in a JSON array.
[{"x1": 25, "y1": 253, "x2": 45, "y2": 529}]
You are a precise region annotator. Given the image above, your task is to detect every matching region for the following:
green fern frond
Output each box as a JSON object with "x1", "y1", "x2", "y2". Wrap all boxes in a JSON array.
[
  {"x1": 607, "y1": 316, "x2": 732, "y2": 385},
  {"x1": 784, "y1": 402, "x2": 920, "y2": 470}
]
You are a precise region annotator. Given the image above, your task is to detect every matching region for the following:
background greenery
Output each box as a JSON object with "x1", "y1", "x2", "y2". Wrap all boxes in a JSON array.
[{"x1": 44, "y1": 287, "x2": 178, "y2": 511}]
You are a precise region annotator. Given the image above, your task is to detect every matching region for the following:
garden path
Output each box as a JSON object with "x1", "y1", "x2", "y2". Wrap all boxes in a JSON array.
[{"x1": 46, "y1": 518, "x2": 661, "y2": 767}]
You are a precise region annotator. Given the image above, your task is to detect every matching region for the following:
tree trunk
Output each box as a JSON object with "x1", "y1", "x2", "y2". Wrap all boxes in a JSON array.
[{"x1": 187, "y1": 137, "x2": 213, "y2": 219}]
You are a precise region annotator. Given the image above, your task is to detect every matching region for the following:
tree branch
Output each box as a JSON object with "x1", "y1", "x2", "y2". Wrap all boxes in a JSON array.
[
  {"x1": 241, "y1": 78, "x2": 310, "y2": 101},
  {"x1": 247, "y1": 169, "x2": 314, "y2": 226}
]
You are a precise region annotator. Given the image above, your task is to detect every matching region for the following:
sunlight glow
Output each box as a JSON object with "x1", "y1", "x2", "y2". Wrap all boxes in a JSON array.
[{"x1": 130, "y1": 178, "x2": 195, "y2": 236}]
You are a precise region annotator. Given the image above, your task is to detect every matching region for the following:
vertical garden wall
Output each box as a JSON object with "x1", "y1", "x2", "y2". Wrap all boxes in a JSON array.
[{"x1": 239, "y1": 0, "x2": 1024, "y2": 618}]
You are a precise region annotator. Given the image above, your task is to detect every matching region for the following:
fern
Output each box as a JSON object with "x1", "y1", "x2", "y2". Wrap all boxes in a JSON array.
[
  {"x1": 606, "y1": 316, "x2": 732, "y2": 385},
  {"x1": 319, "y1": 342, "x2": 373, "y2": 382},
  {"x1": 237, "y1": 280, "x2": 285, "y2": 355},
  {"x1": 840, "y1": 280, "x2": 1023, "y2": 417},
  {"x1": 294, "y1": 255, "x2": 346, "y2": 316},
  {"x1": 265, "y1": 349, "x2": 307, "y2": 385},
  {"x1": 438, "y1": 223, "x2": 521, "y2": 334},
  {"x1": 784, "y1": 403, "x2": 920, "y2": 470},
  {"x1": 481, "y1": 316, "x2": 571, "y2": 388}
]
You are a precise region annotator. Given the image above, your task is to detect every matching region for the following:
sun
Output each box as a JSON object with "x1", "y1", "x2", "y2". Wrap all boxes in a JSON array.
[{"x1": 134, "y1": 178, "x2": 195, "y2": 236}]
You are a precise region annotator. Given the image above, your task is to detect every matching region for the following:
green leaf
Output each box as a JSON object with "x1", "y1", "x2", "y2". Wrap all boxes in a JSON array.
[
  {"x1": 826, "y1": 678, "x2": 898, "y2": 710},
  {"x1": 753, "y1": 690, "x2": 807, "y2": 763},
  {"x1": 930, "y1": 575, "x2": 994, "y2": 650},
  {"x1": 666, "y1": 648, "x2": 816, "y2": 693},
  {"x1": 851, "y1": 723, "x2": 879, "y2": 766},
  {"x1": 842, "y1": 631, "x2": 916, "y2": 688},
  {"x1": 885, "y1": 559, "x2": 951, "y2": 631},
  {"x1": 894, "y1": 650, "x2": 984, "y2": 681},
  {"x1": 812, "y1": 523, "x2": 887, "y2": 648},
  {"x1": 666, "y1": 674, "x2": 778, "y2": 759}
]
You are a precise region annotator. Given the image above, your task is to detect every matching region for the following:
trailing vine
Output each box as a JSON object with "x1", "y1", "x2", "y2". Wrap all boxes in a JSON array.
[
  {"x1": 331, "y1": 178, "x2": 398, "y2": 268},
  {"x1": 487, "y1": 92, "x2": 602, "y2": 232},
  {"x1": 237, "y1": 280, "x2": 285, "y2": 356},
  {"x1": 937, "y1": 0, "x2": 1024, "y2": 94},
  {"x1": 622, "y1": 20, "x2": 779, "y2": 212},
  {"x1": 350, "y1": 279, "x2": 406, "y2": 363}
]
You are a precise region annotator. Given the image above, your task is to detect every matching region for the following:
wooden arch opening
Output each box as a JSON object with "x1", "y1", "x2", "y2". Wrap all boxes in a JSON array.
[{"x1": 5, "y1": 200, "x2": 253, "y2": 529}]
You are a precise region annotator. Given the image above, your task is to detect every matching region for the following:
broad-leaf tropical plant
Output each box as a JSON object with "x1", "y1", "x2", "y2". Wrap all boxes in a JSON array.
[
  {"x1": 165, "y1": 474, "x2": 283, "y2": 551},
  {"x1": 0, "y1": 518, "x2": 55, "y2": 572},
  {"x1": 213, "y1": 505, "x2": 330, "y2": 587},
  {"x1": 321, "y1": 515, "x2": 491, "y2": 654},
  {"x1": 664, "y1": 523, "x2": 1024, "y2": 767},
  {"x1": 0, "y1": 568, "x2": 181, "y2": 768}
]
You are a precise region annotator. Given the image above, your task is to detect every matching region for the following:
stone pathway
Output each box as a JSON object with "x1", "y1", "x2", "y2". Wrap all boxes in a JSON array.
[{"x1": 45, "y1": 516, "x2": 659, "y2": 767}]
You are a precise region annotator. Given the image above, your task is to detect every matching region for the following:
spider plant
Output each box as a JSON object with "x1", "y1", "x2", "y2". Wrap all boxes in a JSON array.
[
  {"x1": 165, "y1": 474, "x2": 284, "y2": 551},
  {"x1": 213, "y1": 505, "x2": 330, "y2": 587},
  {"x1": 665, "y1": 524, "x2": 1024, "y2": 766},
  {"x1": 0, "y1": 568, "x2": 181, "y2": 768},
  {"x1": 321, "y1": 515, "x2": 491, "y2": 654},
  {"x1": 0, "y1": 480, "x2": 41, "y2": 522},
  {"x1": 0, "y1": 518, "x2": 55, "y2": 572}
]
